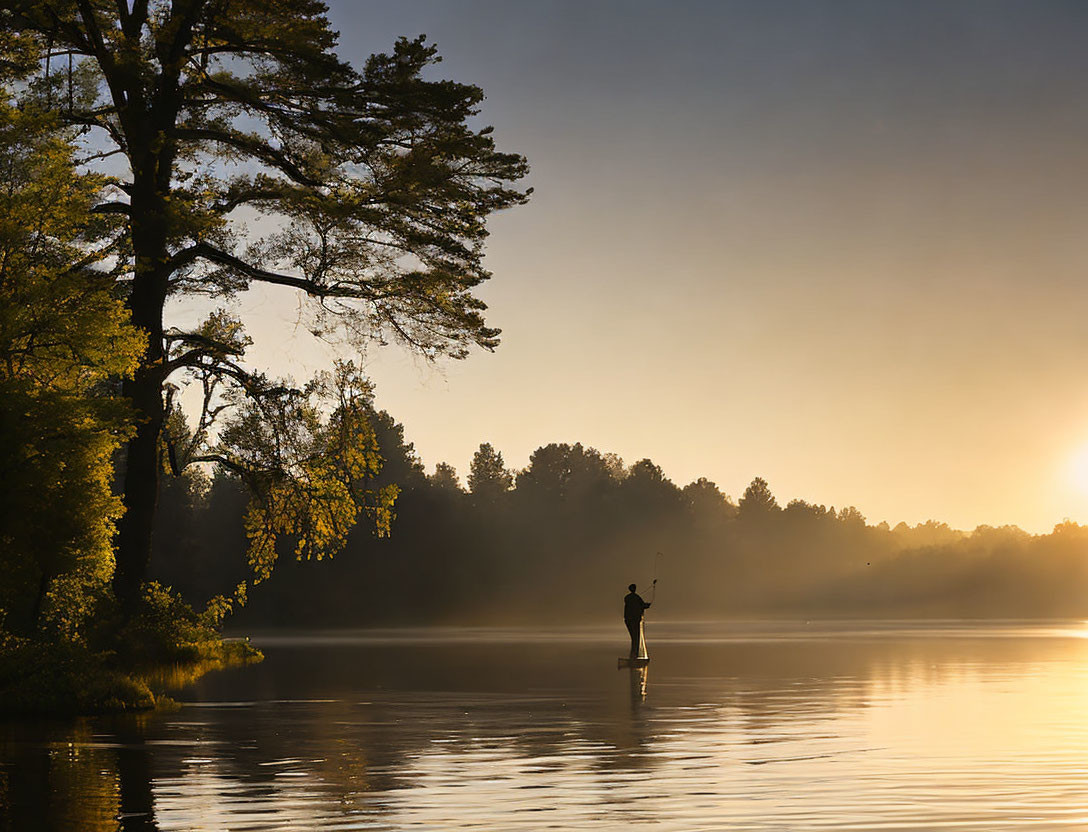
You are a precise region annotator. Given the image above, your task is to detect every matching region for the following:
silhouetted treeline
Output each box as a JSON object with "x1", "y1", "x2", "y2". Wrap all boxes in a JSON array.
[{"x1": 150, "y1": 410, "x2": 1088, "y2": 624}]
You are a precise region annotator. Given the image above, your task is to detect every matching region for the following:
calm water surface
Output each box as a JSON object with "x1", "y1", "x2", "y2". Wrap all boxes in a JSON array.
[{"x1": 5, "y1": 622, "x2": 1088, "y2": 830}]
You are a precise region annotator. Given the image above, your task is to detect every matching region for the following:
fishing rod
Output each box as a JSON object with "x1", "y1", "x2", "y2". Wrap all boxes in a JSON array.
[{"x1": 650, "y1": 551, "x2": 662, "y2": 604}]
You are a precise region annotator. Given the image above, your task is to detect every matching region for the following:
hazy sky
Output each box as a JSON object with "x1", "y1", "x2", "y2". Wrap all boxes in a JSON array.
[{"x1": 225, "y1": 1, "x2": 1088, "y2": 533}]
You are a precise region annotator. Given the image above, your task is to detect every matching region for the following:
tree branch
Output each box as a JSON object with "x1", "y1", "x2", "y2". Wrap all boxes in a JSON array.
[
  {"x1": 74, "y1": 0, "x2": 122, "y2": 99},
  {"x1": 172, "y1": 127, "x2": 321, "y2": 186},
  {"x1": 169, "y1": 242, "x2": 337, "y2": 295},
  {"x1": 211, "y1": 184, "x2": 298, "y2": 213},
  {"x1": 76, "y1": 147, "x2": 127, "y2": 165},
  {"x1": 189, "y1": 452, "x2": 254, "y2": 479},
  {"x1": 63, "y1": 112, "x2": 126, "y2": 148}
]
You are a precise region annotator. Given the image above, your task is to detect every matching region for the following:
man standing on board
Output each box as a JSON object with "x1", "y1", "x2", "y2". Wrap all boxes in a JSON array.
[{"x1": 624, "y1": 583, "x2": 651, "y2": 658}]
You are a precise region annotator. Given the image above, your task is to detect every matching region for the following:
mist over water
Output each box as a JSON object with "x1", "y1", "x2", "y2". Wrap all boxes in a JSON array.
[{"x1": 6, "y1": 622, "x2": 1088, "y2": 830}]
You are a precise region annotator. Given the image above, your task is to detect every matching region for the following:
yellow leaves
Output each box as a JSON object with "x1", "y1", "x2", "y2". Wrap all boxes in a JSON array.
[
  {"x1": 241, "y1": 435, "x2": 396, "y2": 582},
  {"x1": 0, "y1": 30, "x2": 37, "y2": 83},
  {"x1": 230, "y1": 363, "x2": 398, "y2": 585},
  {"x1": 243, "y1": 500, "x2": 279, "y2": 584},
  {"x1": 201, "y1": 582, "x2": 248, "y2": 628},
  {"x1": 368, "y1": 483, "x2": 400, "y2": 539}
]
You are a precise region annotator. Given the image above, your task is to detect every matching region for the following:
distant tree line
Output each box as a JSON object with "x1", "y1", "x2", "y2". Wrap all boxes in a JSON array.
[{"x1": 151, "y1": 405, "x2": 1088, "y2": 625}]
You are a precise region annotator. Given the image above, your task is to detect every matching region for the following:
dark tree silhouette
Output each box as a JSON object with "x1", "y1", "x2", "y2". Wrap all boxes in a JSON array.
[
  {"x1": 620, "y1": 459, "x2": 682, "y2": 515},
  {"x1": 516, "y1": 443, "x2": 621, "y2": 503},
  {"x1": 468, "y1": 443, "x2": 513, "y2": 501},
  {"x1": 682, "y1": 478, "x2": 736, "y2": 521},
  {"x1": 738, "y1": 476, "x2": 780, "y2": 518},
  {"x1": 368, "y1": 410, "x2": 427, "y2": 490},
  {"x1": 430, "y1": 462, "x2": 464, "y2": 493}
]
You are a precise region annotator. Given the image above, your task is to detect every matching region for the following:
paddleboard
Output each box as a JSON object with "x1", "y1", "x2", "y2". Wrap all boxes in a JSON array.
[{"x1": 618, "y1": 619, "x2": 649, "y2": 668}]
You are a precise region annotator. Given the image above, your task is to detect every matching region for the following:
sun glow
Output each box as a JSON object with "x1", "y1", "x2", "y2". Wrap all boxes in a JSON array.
[{"x1": 1067, "y1": 445, "x2": 1088, "y2": 497}]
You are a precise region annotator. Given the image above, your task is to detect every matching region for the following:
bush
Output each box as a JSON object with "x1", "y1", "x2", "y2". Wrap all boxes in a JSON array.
[
  {"x1": 0, "y1": 583, "x2": 261, "y2": 716},
  {"x1": 0, "y1": 639, "x2": 154, "y2": 715},
  {"x1": 110, "y1": 582, "x2": 225, "y2": 665}
]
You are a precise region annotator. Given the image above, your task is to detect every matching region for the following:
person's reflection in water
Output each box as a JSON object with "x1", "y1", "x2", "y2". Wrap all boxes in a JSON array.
[
  {"x1": 600, "y1": 666, "x2": 651, "y2": 775},
  {"x1": 630, "y1": 665, "x2": 648, "y2": 703}
]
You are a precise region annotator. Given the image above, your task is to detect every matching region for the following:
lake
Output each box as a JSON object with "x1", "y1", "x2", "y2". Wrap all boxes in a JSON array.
[{"x1": 5, "y1": 621, "x2": 1088, "y2": 830}]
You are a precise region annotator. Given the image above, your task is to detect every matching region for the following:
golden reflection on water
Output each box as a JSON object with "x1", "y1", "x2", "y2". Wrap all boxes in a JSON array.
[
  {"x1": 629, "y1": 665, "x2": 648, "y2": 702},
  {"x1": 6, "y1": 623, "x2": 1088, "y2": 830}
]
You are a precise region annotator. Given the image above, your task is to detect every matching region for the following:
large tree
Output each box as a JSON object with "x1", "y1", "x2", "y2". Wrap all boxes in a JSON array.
[{"x1": 2, "y1": 1, "x2": 529, "y2": 609}]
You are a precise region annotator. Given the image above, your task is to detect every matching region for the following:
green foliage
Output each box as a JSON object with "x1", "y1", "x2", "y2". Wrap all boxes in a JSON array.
[
  {"x1": 0, "y1": 101, "x2": 142, "y2": 639},
  {"x1": 202, "y1": 581, "x2": 247, "y2": 628},
  {"x1": 0, "y1": 102, "x2": 137, "y2": 387},
  {"x1": 0, "y1": 639, "x2": 155, "y2": 715},
  {"x1": 112, "y1": 581, "x2": 259, "y2": 665},
  {"x1": 0, "y1": 581, "x2": 261, "y2": 715},
  {"x1": 0, "y1": 24, "x2": 35, "y2": 82}
]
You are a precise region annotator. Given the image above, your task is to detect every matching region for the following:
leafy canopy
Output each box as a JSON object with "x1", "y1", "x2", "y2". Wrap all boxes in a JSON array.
[{"x1": 7, "y1": 0, "x2": 529, "y2": 355}]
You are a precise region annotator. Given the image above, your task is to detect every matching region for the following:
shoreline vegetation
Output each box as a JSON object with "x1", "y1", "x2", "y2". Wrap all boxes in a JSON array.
[
  {"x1": 0, "y1": 583, "x2": 261, "y2": 717},
  {"x1": 0, "y1": 636, "x2": 261, "y2": 718}
]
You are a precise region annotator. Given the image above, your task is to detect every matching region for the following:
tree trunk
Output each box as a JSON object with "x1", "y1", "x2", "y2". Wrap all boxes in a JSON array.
[
  {"x1": 99, "y1": 15, "x2": 188, "y2": 614},
  {"x1": 112, "y1": 176, "x2": 170, "y2": 612},
  {"x1": 113, "y1": 363, "x2": 164, "y2": 611},
  {"x1": 29, "y1": 570, "x2": 50, "y2": 634}
]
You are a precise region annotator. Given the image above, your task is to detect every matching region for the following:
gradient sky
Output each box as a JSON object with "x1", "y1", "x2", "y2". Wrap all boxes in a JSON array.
[{"x1": 219, "y1": 1, "x2": 1088, "y2": 533}]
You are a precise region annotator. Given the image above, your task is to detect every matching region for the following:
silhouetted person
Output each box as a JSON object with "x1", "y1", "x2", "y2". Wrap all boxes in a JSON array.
[{"x1": 624, "y1": 583, "x2": 651, "y2": 658}]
